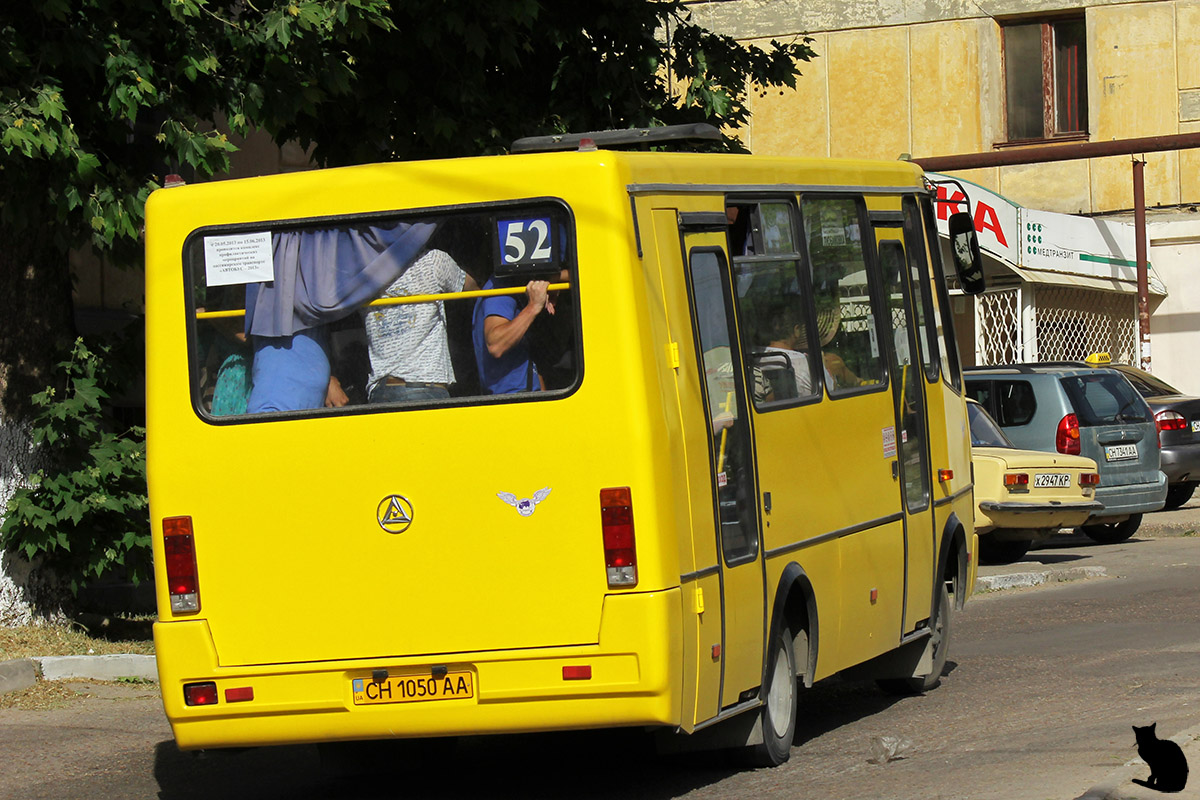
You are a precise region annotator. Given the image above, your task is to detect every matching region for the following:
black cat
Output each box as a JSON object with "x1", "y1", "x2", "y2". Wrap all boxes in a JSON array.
[{"x1": 1132, "y1": 723, "x2": 1189, "y2": 793}]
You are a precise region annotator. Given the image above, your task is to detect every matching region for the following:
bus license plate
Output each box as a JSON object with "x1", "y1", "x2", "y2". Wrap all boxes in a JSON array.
[
  {"x1": 1034, "y1": 473, "x2": 1070, "y2": 488},
  {"x1": 352, "y1": 672, "x2": 474, "y2": 706},
  {"x1": 1105, "y1": 444, "x2": 1138, "y2": 462}
]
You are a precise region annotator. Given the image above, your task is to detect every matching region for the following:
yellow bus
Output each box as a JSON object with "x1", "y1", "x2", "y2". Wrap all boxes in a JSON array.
[{"x1": 146, "y1": 125, "x2": 984, "y2": 767}]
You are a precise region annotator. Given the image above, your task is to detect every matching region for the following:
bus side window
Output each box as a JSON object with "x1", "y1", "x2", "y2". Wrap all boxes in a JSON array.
[
  {"x1": 801, "y1": 196, "x2": 885, "y2": 393},
  {"x1": 730, "y1": 200, "x2": 819, "y2": 409}
]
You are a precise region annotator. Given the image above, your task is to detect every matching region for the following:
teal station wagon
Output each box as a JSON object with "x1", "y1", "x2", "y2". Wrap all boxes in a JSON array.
[{"x1": 965, "y1": 363, "x2": 1166, "y2": 543}]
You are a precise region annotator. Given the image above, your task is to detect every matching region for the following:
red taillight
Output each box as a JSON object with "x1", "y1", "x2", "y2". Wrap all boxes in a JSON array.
[
  {"x1": 224, "y1": 686, "x2": 255, "y2": 703},
  {"x1": 1080, "y1": 473, "x2": 1100, "y2": 486},
  {"x1": 163, "y1": 516, "x2": 200, "y2": 613},
  {"x1": 1156, "y1": 410, "x2": 1187, "y2": 432},
  {"x1": 1056, "y1": 414, "x2": 1081, "y2": 455},
  {"x1": 600, "y1": 487, "x2": 637, "y2": 587},
  {"x1": 1004, "y1": 473, "x2": 1029, "y2": 490},
  {"x1": 184, "y1": 682, "x2": 218, "y2": 706}
]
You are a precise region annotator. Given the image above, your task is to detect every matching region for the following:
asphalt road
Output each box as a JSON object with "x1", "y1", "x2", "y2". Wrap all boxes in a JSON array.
[{"x1": 3, "y1": 508, "x2": 1199, "y2": 800}]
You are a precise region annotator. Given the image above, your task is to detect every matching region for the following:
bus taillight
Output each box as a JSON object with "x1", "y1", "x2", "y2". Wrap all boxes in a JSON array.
[
  {"x1": 163, "y1": 516, "x2": 200, "y2": 613},
  {"x1": 600, "y1": 487, "x2": 637, "y2": 588}
]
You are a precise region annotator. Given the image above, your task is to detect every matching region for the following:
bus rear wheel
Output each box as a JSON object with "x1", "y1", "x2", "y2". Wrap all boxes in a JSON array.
[
  {"x1": 746, "y1": 625, "x2": 798, "y2": 767},
  {"x1": 877, "y1": 587, "x2": 951, "y2": 695}
]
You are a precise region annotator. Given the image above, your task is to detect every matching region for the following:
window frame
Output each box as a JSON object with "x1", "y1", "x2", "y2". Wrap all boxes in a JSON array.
[
  {"x1": 725, "y1": 194, "x2": 824, "y2": 414},
  {"x1": 182, "y1": 198, "x2": 583, "y2": 425},
  {"x1": 798, "y1": 192, "x2": 891, "y2": 400},
  {"x1": 1000, "y1": 16, "x2": 1089, "y2": 145}
]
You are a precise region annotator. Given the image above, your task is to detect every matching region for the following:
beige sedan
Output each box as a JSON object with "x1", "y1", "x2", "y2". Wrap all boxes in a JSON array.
[{"x1": 969, "y1": 399, "x2": 1102, "y2": 563}]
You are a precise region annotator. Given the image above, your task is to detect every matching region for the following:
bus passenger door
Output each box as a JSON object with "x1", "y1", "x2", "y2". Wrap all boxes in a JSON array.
[
  {"x1": 874, "y1": 227, "x2": 936, "y2": 633},
  {"x1": 682, "y1": 231, "x2": 767, "y2": 711}
]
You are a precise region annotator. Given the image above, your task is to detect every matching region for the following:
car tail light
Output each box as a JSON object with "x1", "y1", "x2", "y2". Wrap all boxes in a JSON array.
[
  {"x1": 1156, "y1": 410, "x2": 1187, "y2": 432},
  {"x1": 184, "y1": 682, "x2": 218, "y2": 706},
  {"x1": 600, "y1": 487, "x2": 637, "y2": 587},
  {"x1": 1080, "y1": 473, "x2": 1100, "y2": 486},
  {"x1": 1056, "y1": 414, "x2": 1081, "y2": 455},
  {"x1": 163, "y1": 516, "x2": 200, "y2": 613},
  {"x1": 1004, "y1": 473, "x2": 1029, "y2": 490}
]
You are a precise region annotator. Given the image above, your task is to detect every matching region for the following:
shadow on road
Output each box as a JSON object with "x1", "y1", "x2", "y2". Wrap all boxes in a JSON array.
[{"x1": 150, "y1": 672, "x2": 932, "y2": 799}]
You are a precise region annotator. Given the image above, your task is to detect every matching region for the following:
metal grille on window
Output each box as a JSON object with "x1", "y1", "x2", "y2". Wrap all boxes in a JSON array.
[
  {"x1": 976, "y1": 288, "x2": 1021, "y2": 364},
  {"x1": 1033, "y1": 287, "x2": 1137, "y2": 363}
]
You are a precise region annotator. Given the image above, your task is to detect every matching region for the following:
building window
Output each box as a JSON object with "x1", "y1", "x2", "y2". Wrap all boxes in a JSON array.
[{"x1": 1004, "y1": 18, "x2": 1087, "y2": 141}]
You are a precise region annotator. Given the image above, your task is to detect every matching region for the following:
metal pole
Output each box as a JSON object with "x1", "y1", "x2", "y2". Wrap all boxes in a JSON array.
[{"x1": 1133, "y1": 158, "x2": 1151, "y2": 371}]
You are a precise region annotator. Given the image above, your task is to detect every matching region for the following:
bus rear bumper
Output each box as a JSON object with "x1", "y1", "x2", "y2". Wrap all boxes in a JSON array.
[{"x1": 156, "y1": 589, "x2": 682, "y2": 751}]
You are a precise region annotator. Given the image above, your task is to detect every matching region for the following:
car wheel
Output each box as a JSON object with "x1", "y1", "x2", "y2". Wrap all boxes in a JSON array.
[
  {"x1": 745, "y1": 625, "x2": 798, "y2": 767},
  {"x1": 1079, "y1": 513, "x2": 1142, "y2": 544},
  {"x1": 1163, "y1": 482, "x2": 1196, "y2": 511},
  {"x1": 978, "y1": 536, "x2": 1031, "y2": 565},
  {"x1": 877, "y1": 587, "x2": 951, "y2": 695}
]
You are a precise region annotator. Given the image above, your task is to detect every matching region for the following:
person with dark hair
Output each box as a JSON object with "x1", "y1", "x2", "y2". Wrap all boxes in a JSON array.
[{"x1": 757, "y1": 300, "x2": 817, "y2": 400}]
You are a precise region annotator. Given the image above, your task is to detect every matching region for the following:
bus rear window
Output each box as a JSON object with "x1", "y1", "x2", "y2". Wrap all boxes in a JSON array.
[{"x1": 186, "y1": 205, "x2": 579, "y2": 419}]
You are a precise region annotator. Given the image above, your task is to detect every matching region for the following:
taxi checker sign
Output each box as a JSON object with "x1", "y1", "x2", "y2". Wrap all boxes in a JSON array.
[{"x1": 376, "y1": 495, "x2": 414, "y2": 534}]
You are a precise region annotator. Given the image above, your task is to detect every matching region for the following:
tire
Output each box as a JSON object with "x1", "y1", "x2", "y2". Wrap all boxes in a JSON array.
[
  {"x1": 1164, "y1": 482, "x2": 1196, "y2": 511},
  {"x1": 1080, "y1": 513, "x2": 1142, "y2": 544},
  {"x1": 877, "y1": 587, "x2": 951, "y2": 696},
  {"x1": 746, "y1": 625, "x2": 798, "y2": 767},
  {"x1": 978, "y1": 536, "x2": 1031, "y2": 565}
]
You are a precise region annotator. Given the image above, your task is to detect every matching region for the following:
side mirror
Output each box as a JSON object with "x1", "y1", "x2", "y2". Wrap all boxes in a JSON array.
[{"x1": 948, "y1": 212, "x2": 985, "y2": 295}]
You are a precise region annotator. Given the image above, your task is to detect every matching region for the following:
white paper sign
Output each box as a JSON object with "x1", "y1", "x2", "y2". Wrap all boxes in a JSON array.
[
  {"x1": 204, "y1": 232, "x2": 274, "y2": 287},
  {"x1": 882, "y1": 426, "x2": 897, "y2": 458}
]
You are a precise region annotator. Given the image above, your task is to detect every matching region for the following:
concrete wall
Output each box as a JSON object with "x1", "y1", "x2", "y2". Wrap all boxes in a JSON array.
[
  {"x1": 689, "y1": 0, "x2": 1200, "y2": 216},
  {"x1": 1147, "y1": 213, "x2": 1200, "y2": 394}
]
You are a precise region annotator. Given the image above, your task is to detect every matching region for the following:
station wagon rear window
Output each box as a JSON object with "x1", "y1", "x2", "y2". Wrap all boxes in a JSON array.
[
  {"x1": 186, "y1": 204, "x2": 579, "y2": 420},
  {"x1": 1060, "y1": 372, "x2": 1151, "y2": 426}
]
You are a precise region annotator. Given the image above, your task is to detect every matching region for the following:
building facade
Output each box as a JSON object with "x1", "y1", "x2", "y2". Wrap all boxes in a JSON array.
[{"x1": 686, "y1": 0, "x2": 1200, "y2": 391}]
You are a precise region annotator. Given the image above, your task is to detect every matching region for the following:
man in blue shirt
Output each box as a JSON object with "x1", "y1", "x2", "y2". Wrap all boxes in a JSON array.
[{"x1": 472, "y1": 278, "x2": 554, "y2": 394}]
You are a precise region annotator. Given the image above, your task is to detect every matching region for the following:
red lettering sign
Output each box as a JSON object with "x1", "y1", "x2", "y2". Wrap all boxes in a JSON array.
[
  {"x1": 936, "y1": 186, "x2": 969, "y2": 221},
  {"x1": 974, "y1": 202, "x2": 1008, "y2": 247}
]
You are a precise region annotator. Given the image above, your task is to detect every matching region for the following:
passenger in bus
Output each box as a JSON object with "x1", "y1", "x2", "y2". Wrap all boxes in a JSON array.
[
  {"x1": 816, "y1": 293, "x2": 862, "y2": 390},
  {"x1": 245, "y1": 327, "x2": 351, "y2": 413},
  {"x1": 362, "y1": 248, "x2": 480, "y2": 403},
  {"x1": 757, "y1": 302, "x2": 815, "y2": 399},
  {"x1": 472, "y1": 277, "x2": 557, "y2": 394}
]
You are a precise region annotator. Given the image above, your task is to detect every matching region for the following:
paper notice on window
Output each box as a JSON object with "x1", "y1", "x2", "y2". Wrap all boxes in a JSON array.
[{"x1": 204, "y1": 232, "x2": 274, "y2": 287}]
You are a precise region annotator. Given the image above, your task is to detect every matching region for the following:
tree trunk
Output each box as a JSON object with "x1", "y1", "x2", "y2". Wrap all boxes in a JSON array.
[{"x1": 0, "y1": 230, "x2": 76, "y2": 419}]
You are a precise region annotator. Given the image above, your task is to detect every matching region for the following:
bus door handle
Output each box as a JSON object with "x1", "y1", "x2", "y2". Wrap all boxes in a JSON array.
[{"x1": 891, "y1": 460, "x2": 899, "y2": 480}]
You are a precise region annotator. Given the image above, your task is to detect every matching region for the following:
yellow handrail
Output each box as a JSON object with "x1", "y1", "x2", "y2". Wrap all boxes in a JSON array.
[
  {"x1": 195, "y1": 281, "x2": 572, "y2": 320},
  {"x1": 716, "y1": 389, "x2": 734, "y2": 474}
]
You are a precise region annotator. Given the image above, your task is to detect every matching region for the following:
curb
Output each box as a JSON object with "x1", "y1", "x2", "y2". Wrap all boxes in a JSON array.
[
  {"x1": 0, "y1": 658, "x2": 37, "y2": 694},
  {"x1": 1074, "y1": 722, "x2": 1200, "y2": 799},
  {"x1": 0, "y1": 654, "x2": 157, "y2": 694},
  {"x1": 975, "y1": 565, "x2": 1107, "y2": 594}
]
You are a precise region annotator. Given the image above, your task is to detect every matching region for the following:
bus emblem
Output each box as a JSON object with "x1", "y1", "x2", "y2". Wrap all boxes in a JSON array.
[
  {"x1": 377, "y1": 495, "x2": 414, "y2": 533},
  {"x1": 497, "y1": 488, "x2": 552, "y2": 517}
]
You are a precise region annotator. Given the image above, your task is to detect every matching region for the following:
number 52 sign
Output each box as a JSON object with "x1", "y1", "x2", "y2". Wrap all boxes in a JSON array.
[{"x1": 498, "y1": 217, "x2": 554, "y2": 265}]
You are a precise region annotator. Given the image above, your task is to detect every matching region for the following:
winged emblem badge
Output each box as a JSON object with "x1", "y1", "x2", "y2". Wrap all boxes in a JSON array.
[{"x1": 497, "y1": 487, "x2": 552, "y2": 517}]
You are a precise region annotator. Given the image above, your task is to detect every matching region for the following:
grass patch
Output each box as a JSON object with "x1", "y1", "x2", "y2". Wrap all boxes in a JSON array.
[
  {"x1": 0, "y1": 679, "x2": 92, "y2": 711},
  {"x1": 0, "y1": 621, "x2": 155, "y2": 661}
]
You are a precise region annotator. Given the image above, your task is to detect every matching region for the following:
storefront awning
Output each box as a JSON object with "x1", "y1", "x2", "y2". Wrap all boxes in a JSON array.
[{"x1": 928, "y1": 173, "x2": 1167, "y2": 296}]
